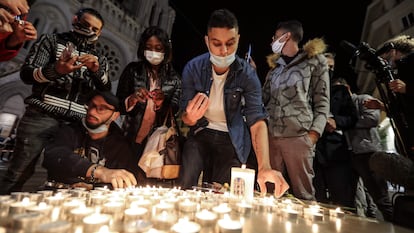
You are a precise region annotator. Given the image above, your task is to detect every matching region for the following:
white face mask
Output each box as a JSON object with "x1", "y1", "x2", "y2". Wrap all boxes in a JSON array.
[
  {"x1": 209, "y1": 51, "x2": 236, "y2": 68},
  {"x1": 144, "y1": 50, "x2": 165, "y2": 65},
  {"x1": 271, "y1": 34, "x2": 287, "y2": 54}
]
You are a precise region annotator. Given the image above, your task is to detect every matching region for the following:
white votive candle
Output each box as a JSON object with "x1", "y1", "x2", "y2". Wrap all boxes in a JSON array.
[
  {"x1": 82, "y1": 213, "x2": 111, "y2": 233},
  {"x1": 195, "y1": 209, "x2": 217, "y2": 227},
  {"x1": 171, "y1": 218, "x2": 201, "y2": 233},
  {"x1": 217, "y1": 215, "x2": 242, "y2": 233}
]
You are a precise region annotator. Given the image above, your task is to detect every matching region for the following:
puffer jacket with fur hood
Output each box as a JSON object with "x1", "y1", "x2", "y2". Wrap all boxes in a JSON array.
[{"x1": 263, "y1": 38, "x2": 330, "y2": 137}]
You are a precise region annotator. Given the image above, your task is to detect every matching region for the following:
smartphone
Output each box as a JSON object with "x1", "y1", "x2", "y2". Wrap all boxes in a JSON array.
[
  {"x1": 61, "y1": 42, "x2": 76, "y2": 61},
  {"x1": 246, "y1": 44, "x2": 252, "y2": 62}
]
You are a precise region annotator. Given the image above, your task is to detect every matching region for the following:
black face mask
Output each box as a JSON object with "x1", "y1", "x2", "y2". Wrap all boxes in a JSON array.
[{"x1": 72, "y1": 22, "x2": 98, "y2": 43}]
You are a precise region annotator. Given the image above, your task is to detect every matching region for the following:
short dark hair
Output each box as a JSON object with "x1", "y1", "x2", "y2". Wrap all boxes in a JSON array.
[
  {"x1": 88, "y1": 91, "x2": 120, "y2": 111},
  {"x1": 75, "y1": 8, "x2": 104, "y2": 27},
  {"x1": 207, "y1": 8, "x2": 238, "y2": 34},
  {"x1": 137, "y1": 26, "x2": 172, "y2": 64},
  {"x1": 276, "y1": 20, "x2": 303, "y2": 42}
]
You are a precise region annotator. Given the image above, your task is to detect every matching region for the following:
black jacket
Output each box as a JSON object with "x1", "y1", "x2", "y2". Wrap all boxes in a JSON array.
[
  {"x1": 42, "y1": 122, "x2": 139, "y2": 185},
  {"x1": 20, "y1": 32, "x2": 111, "y2": 121}
]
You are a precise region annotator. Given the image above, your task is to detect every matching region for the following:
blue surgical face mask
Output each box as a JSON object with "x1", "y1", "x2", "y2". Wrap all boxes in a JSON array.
[
  {"x1": 209, "y1": 51, "x2": 236, "y2": 68},
  {"x1": 82, "y1": 118, "x2": 109, "y2": 134}
]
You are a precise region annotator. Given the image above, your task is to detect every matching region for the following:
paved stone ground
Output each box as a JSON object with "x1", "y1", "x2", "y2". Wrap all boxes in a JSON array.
[{"x1": 0, "y1": 151, "x2": 47, "y2": 193}]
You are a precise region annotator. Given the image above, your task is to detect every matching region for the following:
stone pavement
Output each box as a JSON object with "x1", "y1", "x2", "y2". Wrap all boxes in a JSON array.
[{"x1": 0, "y1": 153, "x2": 47, "y2": 193}]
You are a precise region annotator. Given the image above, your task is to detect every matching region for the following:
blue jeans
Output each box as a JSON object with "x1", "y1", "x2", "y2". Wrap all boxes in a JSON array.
[
  {"x1": 0, "y1": 107, "x2": 64, "y2": 194},
  {"x1": 178, "y1": 128, "x2": 242, "y2": 189}
]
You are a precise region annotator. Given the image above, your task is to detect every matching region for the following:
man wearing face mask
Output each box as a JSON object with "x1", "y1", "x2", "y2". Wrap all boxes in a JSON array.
[
  {"x1": 116, "y1": 26, "x2": 181, "y2": 184},
  {"x1": 262, "y1": 20, "x2": 330, "y2": 200},
  {"x1": 0, "y1": 8, "x2": 110, "y2": 195},
  {"x1": 178, "y1": 9, "x2": 289, "y2": 198},
  {"x1": 42, "y1": 91, "x2": 139, "y2": 190}
]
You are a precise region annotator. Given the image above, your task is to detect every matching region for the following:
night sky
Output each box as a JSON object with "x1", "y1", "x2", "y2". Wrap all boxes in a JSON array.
[{"x1": 168, "y1": 0, "x2": 372, "y2": 88}]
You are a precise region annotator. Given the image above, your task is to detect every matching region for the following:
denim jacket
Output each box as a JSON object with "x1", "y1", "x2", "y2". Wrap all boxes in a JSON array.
[{"x1": 180, "y1": 52, "x2": 268, "y2": 163}]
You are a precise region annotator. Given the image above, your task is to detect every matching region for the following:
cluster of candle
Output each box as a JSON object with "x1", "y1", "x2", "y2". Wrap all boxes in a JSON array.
[{"x1": 0, "y1": 186, "x2": 347, "y2": 233}]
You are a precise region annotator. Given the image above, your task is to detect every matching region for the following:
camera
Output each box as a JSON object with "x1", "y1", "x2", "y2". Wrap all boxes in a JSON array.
[{"x1": 340, "y1": 40, "x2": 395, "y2": 83}]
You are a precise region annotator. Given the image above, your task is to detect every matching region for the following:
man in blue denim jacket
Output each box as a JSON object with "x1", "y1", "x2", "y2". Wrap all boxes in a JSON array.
[{"x1": 178, "y1": 8, "x2": 288, "y2": 198}]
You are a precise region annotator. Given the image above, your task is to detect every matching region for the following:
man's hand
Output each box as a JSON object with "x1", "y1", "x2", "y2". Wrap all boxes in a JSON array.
[
  {"x1": 389, "y1": 79, "x2": 406, "y2": 94},
  {"x1": 325, "y1": 117, "x2": 337, "y2": 133},
  {"x1": 183, "y1": 92, "x2": 209, "y2": 125},
  {"x1": 0, "y1": 8, "x2": 14, "y2": 27},
  {"x1": 6, "y1": 21, "x2": 36, "y2": 48},
  {"x1": 55, "y1": 54, "x2": 83, "y2": 75},
  {"x1": 78, "y1": 54, "x2": 99, "y2": 73},
  {"x1": 364, "y1": 98, "x2": 385, "y2": 111},
  {"x1": 256, "y1": 168, "x2": 289, "y2": 198},
  {"x1": 94, "y1": 166, "x2": 137, "y2": 189}
]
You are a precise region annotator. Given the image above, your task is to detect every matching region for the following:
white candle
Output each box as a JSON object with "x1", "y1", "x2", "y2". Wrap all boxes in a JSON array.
[
  {"x1": 82, "y1": 213, "x2": 111, "y2": 233},
  {"x1": 9, "y1": 197, "x2": 36, "y2": 215},
  {"x1": 230, "y1": 165, "x2": 255, "y2": 202},
  {"x1": 124, "y1": 207, "x2": 149, "y2": 222},
  {"x1": 217, "y1": 215, "x2": 242, "y2": 233},
  {"x1": 26, "y1": 202, "x2": 52, "y2": 218},
  {"x1": 304, "y1": 206, "x2": 324, "y2": 221},
  {"x1": 212, "y1": 203, "x2": 231, "y2": 217},
  {"x1": 69, "y1": 204, "x2": 94, "y2": 223},
  {"x1": 282, "y1": 204, "x2": 299, "y2": 221},
  {"x1": 153, "y1": 210, "x2": 177, "y2": 231},
  {"x1": 195, "y1": 209, "x2": 217, "y2": 227},
  {"x1": 171, "y1": 218, "x2": 201, "y2": 233},
  {"x1": 45, "y1": 193, "x2": 65, "y2": 206},
  {"x1": 329, "y1": 207, "x2": 345, "y2": 218},
  {"x1": 179, "y1": 199, "x2": 197, "y2": 213}
]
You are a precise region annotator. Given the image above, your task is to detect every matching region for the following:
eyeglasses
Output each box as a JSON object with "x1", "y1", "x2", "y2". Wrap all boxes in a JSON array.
[{"x1": 84, "y1": 103, "x2": 115, "y2": 114}]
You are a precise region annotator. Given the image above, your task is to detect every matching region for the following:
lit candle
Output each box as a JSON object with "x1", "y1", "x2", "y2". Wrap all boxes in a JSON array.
[
  {"x1": 153, "y1": 210, "x2": 177, "y2": 231},
  {"x1": 212, "y1": 203, "x2": 231, "y2": 218},
  {"x1": 129, "y1": 199, "x2": 152, "y2": 211},
  {"x1": 26, "y1": 202, "x2": 52, "y2": 219},
  {"x1": 195, "y1": 209, "x2": 217, "y2": 227},
  {"x1": 9, "y1": 197, "x2": 36, "y2": 215},
  {"x1": 82, "y1": 212, "x2": 111, "y2": 233},
  {"x1": 124, "y1": 207, "x2": 149, "y2": 222},
  {"x1": 304, "y1": 205, "x2": 324, "y2": 221},
  {"x1": 69, "y1": 204, "x2": 94, "y2": 223},
  {"x1": 103, "y1": 201, "x2": 124, "y2": 222},
  {"x1": 329, "y1": 207, "x2": 345, "y2": 218},
  {"x1": 45, "y1": 193, "x2": 65, "y2": 206},
  {"x1": 153, "y1": 201, "x2": 175, "y2": 216},
  {"x1": 179, "y1": 199, "x2": 197, "y2": 212},
  {"x1": 230, "y1": 165, "x2": 255, "y2": 202},
  {"x1": 171, "y1": 218, "x2": 201, "y2": 233},
  {"x1": 282, "y1": 204, "x2": 299, "y2": 221},
  {"x1": 217, "y1": 214, "x2": 242, "y2": 233},
  {"x1": 61, "y1": 198, "x2": 86, "y2": 220}
]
